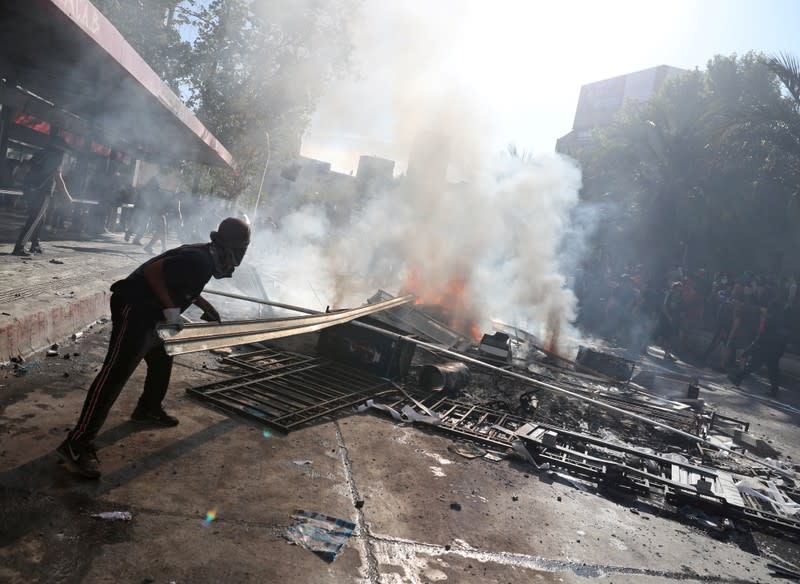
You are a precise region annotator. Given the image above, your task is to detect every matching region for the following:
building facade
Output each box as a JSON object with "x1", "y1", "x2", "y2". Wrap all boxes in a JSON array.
[{"x1": 556, "y1": 65, "x2": 686, "y2": 156}]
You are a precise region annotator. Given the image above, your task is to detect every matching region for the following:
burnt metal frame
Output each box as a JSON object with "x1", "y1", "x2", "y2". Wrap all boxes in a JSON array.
[
  {"x1": 365, "y1": 394, "x2": 529, "y2": 450},
  {"x1": 514, "y1": 422, "x2": 800, "y2": 539},
  {"x1": 423, "y1": 397, "x2": 529, "y2": 449},
  {"x1": 187, "y1": 348, "x2": 397, "y2": 432},
  {"x1": 371, "y1": 393, "x2": 799, "y2": 539}
]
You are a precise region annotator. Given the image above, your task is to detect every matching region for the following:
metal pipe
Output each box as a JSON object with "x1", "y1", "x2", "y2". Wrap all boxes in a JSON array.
[
  {"x1": 205, "y1": 288, "x2": 318, "y2": 315},
  {"x1": 420, "y1": 362, "x2": 471, "y2": 392},
  {"x1": 208, "y1": 289, "x2": 790, "y2": 478}
]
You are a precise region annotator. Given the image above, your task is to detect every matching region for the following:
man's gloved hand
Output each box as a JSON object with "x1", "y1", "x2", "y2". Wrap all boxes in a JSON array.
[{"x1": 162, "y1": 307, "x2": 183, "y2": 327}]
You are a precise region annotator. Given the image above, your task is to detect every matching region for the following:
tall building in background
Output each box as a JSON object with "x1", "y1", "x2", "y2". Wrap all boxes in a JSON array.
[
  {"x1": 356, "y1": 155, "x2": 395, "y2": 193},
  {"x1": 556, "y1": 65, "x2": 685, "y2": 156}
]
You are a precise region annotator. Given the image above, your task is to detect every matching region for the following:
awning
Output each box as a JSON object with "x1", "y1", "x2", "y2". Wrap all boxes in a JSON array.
[{"x1": 0, "y1": 0, "x2": 234, "y2": 168}]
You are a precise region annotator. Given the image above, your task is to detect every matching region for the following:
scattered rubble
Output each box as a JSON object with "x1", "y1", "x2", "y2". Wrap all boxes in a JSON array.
[
  {"x1": 14, "y1": 360, "x2": 40, "y2": 376},
  {"x1": 284, "y1": 509, "x2": 355, "y2": 562},
  {"x1": 91, "y1": 511, "x2": 132, "y2": 521},
  {"x1": 182, "y1": 290, "x2": 800, "y2": 543}
]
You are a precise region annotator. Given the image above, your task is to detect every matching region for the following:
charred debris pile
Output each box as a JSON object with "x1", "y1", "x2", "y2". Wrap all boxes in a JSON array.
[{"x1": 178, "y1": 289, "x2": 800, "y2": 543}]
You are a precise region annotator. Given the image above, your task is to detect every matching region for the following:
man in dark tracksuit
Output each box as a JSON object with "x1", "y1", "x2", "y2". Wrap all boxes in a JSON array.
[
  {"x1": 56, "y1": 217, "x2": 251, "y2": 478},
  {"x1": 12, "y1": 136, "x2": 73, "y2": 256},
  {"x1": 728, "y1": 301, "x2": 788, "y2": 396}
]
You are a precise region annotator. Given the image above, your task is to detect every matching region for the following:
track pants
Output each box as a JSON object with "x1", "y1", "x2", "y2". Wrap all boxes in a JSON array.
[{"x1": 67, "y1": 294, "x2": 172, "y2": 445}]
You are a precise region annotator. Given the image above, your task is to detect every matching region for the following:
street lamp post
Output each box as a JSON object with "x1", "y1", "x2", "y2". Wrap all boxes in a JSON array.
[{"x1": 252, "y1": 131, "x2": 270, "y2": 226}]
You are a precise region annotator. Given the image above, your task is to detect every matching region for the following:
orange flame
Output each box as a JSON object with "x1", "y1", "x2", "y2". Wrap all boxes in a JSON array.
[
  {"x1": 401, "y1": 267, "x2": 482, "y2": 342},
  {"x1": 544, "y1": 308, "x2": 561, "y2": 355}
]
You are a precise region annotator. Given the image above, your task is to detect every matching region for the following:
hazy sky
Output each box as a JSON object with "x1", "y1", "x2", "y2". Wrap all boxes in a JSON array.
[{"x1": 301, "y1": 0, "x2": 800, "y2": 173}]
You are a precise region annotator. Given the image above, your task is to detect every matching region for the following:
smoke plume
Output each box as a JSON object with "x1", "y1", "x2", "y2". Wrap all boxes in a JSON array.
[{"x1": 250, "y1": 0, "x2": 589, "y2": 352}]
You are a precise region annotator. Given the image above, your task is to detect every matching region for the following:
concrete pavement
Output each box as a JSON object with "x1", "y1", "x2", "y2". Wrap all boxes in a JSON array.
[
  {"x1": 0, "y1": 207, "x2": 152, "y2": 362},
  {"x1": 1, "y1": 326, "x2": 796, "y2": 583}
]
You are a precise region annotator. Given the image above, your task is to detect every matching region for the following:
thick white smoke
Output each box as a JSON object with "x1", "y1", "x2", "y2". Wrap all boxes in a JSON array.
[{"x1": 249, "y1": 0, "x2": 589, "y2": 352}]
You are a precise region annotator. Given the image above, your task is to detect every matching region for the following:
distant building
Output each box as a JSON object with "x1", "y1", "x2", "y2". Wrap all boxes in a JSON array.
[
  {"x1": 279, "y1": 156, "x2": 331, "y2": 183},
  {"x1": 266, "y1": 154, "x2": 399, "y2": 224},
  {"x1": 356, "y1": 155, "x2": 395, "y2": 186},
  {"x1": 556, "y1": 65, "x2": 685, "y2": 156}
]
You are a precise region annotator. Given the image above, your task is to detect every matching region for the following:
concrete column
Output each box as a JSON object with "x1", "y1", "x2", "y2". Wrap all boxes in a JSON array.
[{"x1": 191, "y1": 162, "x2": 202, "y2": 193}]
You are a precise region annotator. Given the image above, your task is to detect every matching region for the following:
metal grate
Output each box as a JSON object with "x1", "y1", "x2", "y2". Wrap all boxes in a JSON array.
[
  {"x1": 187, "y1": 347, "x2": 396, "y2": 432},
  {"x1": 374, "y1": 395, "x2": 530, "y2": 449}
]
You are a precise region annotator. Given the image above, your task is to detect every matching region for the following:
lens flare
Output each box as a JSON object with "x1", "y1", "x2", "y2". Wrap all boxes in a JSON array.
[{"x1": 203, "y1": 508, "x2": 217, "y2": 527}]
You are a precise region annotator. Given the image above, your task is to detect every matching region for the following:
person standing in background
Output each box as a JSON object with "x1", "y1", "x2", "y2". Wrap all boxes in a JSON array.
[
  {"x1": 130, "y1": 177, "x2": 159, "y2": 245},
  {"x1": 12, "y1": 135, "x2": 73, "y2": 256},
  {"x1": 728, "y1": 301, "x2": 789, "y2": 396},
  {"x1": 144, "y1": 189, "x2": 182, "y2": 255}
]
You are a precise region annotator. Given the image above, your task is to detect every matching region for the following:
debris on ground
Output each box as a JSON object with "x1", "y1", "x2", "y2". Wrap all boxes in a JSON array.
[
  {"x1": 181, "y1": 290, "x2": 800, "y2": 543},
  {"x1": 768, "y1": 562, "x2": 800, "y2": 580},
  {"x1": 448, "y1": 442, "x2": 486, "y2": 459},
  {"x1": 284, "y1": 509, "x2": 355, "y2": 562},
  {"x1": 91, "y1": 511, "x2": 133, "y2": 521},
  {"x1": 14, "y1": 360, "x2": 40, "y2": 376}
]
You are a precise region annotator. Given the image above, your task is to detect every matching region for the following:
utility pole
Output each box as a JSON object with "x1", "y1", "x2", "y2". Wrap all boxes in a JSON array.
[{"x1": 252, "y1": 131, "x2": 271, "y2": 226}]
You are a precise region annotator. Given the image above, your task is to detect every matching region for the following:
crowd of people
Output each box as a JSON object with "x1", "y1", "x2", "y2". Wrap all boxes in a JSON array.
[{"x1": 576, "y1": 265, "x2": 797, "y2": 395}]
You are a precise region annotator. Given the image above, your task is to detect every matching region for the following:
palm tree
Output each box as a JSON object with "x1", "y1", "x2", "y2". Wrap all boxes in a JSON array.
[
  {"x1": 763, "y1": 54, "x2": 800, "y2": 215},
  {"x1": 766, "y1": 53, "x2": 800, "y2": 105},
  {"x1": 719, "y1": 54, "x2": 800, "y2": 213}
]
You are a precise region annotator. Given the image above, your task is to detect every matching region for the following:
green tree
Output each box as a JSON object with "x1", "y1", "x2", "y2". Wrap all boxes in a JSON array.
[
  {"x1": 577, "y1": 53, "x2": 796, "y2": 276},
  {"x1": 91, "y1": 0, "x2": 191, "y2": 91},
  {"x1": 184, "y1": 0, "x2": 357, "y2": 201}
]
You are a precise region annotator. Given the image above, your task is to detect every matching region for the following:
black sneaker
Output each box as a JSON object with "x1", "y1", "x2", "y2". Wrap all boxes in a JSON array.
[
  {"x1": 29, "y1": 246, "x2": 43, "y2": 254},
  {"x1": 11, "y1": 247, "x2": 30, "y2": 257},
  {"x1": 56, "y1": 440, "x2": 101, "y2": 479},
  {"x1": 131, "y1": 406, "x2": 179, "y2": 427}
]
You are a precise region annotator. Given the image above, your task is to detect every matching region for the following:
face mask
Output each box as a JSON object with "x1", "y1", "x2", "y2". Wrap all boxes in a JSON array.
[
  {"x1": 231, "y1": 246, "x2": 247, "y2": 267},
  {"x1": 209, "y1": 243, "x2": 237, "y2": 279}
]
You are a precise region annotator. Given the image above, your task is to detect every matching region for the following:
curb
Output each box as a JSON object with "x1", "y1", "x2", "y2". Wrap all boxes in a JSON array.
[{"x1": 0, "y1": 289, "x2": 110, "y2": 363}]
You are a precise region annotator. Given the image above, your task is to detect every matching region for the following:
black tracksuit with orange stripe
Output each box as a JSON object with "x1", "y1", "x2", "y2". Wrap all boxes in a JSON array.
[{"x1": 67, "y1": 244, "x2": 215, "y2": 446}]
